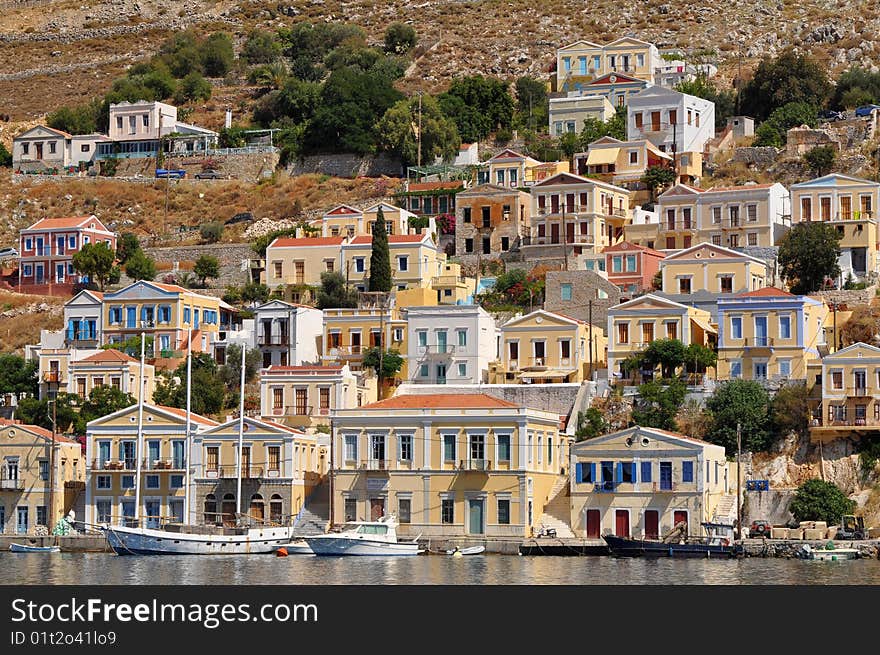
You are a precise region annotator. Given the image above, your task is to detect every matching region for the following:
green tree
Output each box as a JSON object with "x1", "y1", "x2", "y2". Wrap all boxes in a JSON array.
[
  {"x1": 0, "y1": 353, "x2": 38, "y2": 398},
  {"x1": 558, "y1": 131, "x2": 580, "y2": 161},
  {"x1": 384, "y1": 22, "x2": 417, "y2": 54},
  {"x1": 777, "y1": 221, "x2": 841, "y2": 294},
  {"x1": 632, "y1": 378, "x2": 687, "y2": 431},
  {"x1": 362, "y1": 347, "x2": 404, "y2": 386},
  {"x1": 675, "y1": 75, "x2": 736, "y2": 129},
  {"x1": 174, "y1": 72, "x2": 212, "y2": 104},
  {"x1": 199, "y1": 222, "x2": 224, "y2": 243},
  {"x1": 75, "y1": 385, "x2": 135, "y2": 434},
  {"x1": 641, "y1": 166, "x2": 676, "y2": 203},
  {"x1": 705, "y1": 380, "x2": 772, "y2": 452},
  {"x1": 200, "y1": 32, "x2": 235, "y2": 77},
  {"x1": 514, "y1": 75, "x2": 548, "y2": 131},
  {"x1": 770, "y1": 382, "x2": 812, "y2": 440},
  {"x1": 0, "y1": 142, "x2": 11, "y2": 168},
  {"x1": 193, "y1": 255, "x2": 220, "y2": 287},
  {"x1": 15, "y1": 393, "x2": 79, "y2": 433},
  {"x1": 46, "y1": 99, "x2": 102, "y2": 135},
  {"x1": 219, "y1": 344, "x2": 262, "y2": 386},
  {"x1": 575, "y1": 407, "x2": 607, "y2": 441},
  {"x1": 248, "y1": 62, "x2": 290, "y2": 91},
  {"x1": 651, "y1": 270, "x2": 663, "y2": 291},
  {"x1": 243, "y1": 29, "x2": 282, "y2": 64},
  {"x1": 316, "y1": 270, "x2": 359, "y2": 309},
  {"x1": 152, "y1": 354, "x2": 227, "y2": 415},
  {"x1": 640, "y1": 338, "x2": 687, "y2": 379},
  {"x1": 376, "y1": 95, "x2": 461, "y2": 166},
  {"x1": 753, "y1": 101, "x2": 818, "y2": 148},
  {"x1": 241, "y1": 281, "x2": 270, "y2": 305},
  {"x1": 804, "y1": 145, "x2": 836, "y2": 176},
  {"x1": 124, "y1": 250, "x2": 157, "y2": 282},
  {"x1": 788, "y1": 479, "x2": 856, "y2": 524},
  {"x1": 683, "y1": 343, "x2": 717, "y2": 376},
  {"x1": 438, "y1": 75, "x2": 514, "y2": 142},
  {"x1": 828, "y1": 67, "x2": 880, "y2": 110},
  {"x1": 740, "y1": 49, "x2": 832, "y2": 121},
  {"x1": 72, "y1": 242, "x2": 116, "y2": 291},
  {"x1": 116, "y1": 233, "x2": 142, "y2": 266},
  {"x1": 103, "y1": 334, "x2": 153, "y2": 358},
  {"x1": 368, "y1": 207, "x2": 392, "y2": 292}
]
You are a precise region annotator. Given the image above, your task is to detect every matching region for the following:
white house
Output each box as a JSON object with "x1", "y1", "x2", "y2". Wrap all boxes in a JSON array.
[
  {"x1": 12, "y1": 126, "x2": 108, "y2": 172},
  {"x1": 627, "y1": 86, "x2": 715, "y2": 155},
  {"x1": 253, "y1": 300, "x2": 323, "y2": 369},
  {"x1": 405, "y1": 304, "x2": 498, "y2": 385}
]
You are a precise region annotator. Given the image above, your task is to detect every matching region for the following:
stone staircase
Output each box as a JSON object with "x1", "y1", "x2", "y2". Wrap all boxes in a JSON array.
[
  {"x1": 291, "y1": 478, "x2": 330, "y2": 537},
  {"x1": 712, "y1": 493, "x2": 738, "y2": 526},
  {"x1": 536, "y1": 477, "x2": 575, "y2": 538}
]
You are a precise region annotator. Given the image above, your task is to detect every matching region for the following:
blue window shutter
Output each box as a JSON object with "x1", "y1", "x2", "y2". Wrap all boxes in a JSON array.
[
  {"x1": 575, "y1": 463, "x2": 583, "y2": 483},
  {"x1": 641, "y1": 461, "x2": 652, "y2": 482},
  {"x1": 629, "y1": 462, "x2": 636, "y2": 482},
  {"x1": 589, "y1": 463, "x2": 596, "y2": 483},
  {"x1": 615, "y1": 462, "x2": 622, "y2": 483},
  {"x1": 140, "y1": 306, "x2": 146, "y2": 321},
  {"x1": 67, "y1": 319, "x2": 74, "y2": 339},
  {"x1": 683, "y1": 461, "x2": 694, "y2": 483}
]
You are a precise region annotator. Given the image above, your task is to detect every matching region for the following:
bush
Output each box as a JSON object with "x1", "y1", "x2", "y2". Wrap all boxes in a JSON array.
[
  {"x1": 174, "y1": 72, "x2": 212, "y2": 104},
  {"x1": 705, "y1": 380, "x2": 772, "y2": 452},
  {"x1": 243, "y1": 29, "x2": 282, "y2": 64},
  {"x1": 804, "y1": 145, "x2": 836, "y2": 176},
  {"x1": 0, "y1": 142, "x2": 11, "y2": 168},
  {"x1": 384, "y1": 22, "x2": 417, "y2": 54},
  {"x1": 200, "y1": 221, "x2": 224, "y2": 243},
  {"x1": 200, "y1": 32, "x2": 235, "y2": 77},
  {"x1": 124, "y1": 250, "x2": 157, "y2": 281},
  {"x1": 788, "y1": 479, "x2": 856, "y2": 524}
]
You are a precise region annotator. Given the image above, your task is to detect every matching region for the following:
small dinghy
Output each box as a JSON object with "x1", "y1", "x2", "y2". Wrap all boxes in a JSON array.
[
  {"x1": 9, "y1": 543, "x2": 61, "y2": 553},
  {"x1": 446, "y1": 545, "x2": 485, "y2": 556}
]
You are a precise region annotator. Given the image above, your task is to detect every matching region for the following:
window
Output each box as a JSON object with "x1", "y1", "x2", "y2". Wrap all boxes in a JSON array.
[
  {"x1": 319, "y1": 387, "x2": 330, "y2": 411},
  {"x1": 711, "y1": 234, "x2": 722, "y2": 246},
  {"x1": 129, "y1": 115, "x2": 136, "y2": 134},
  {"x1": 629, "y1": 150, "x2": 638, "y2": 164},
  {"x1": 801, "y1": 197, "x2": 812, "y2": 221},
  {"x1": 747, "y1": 233, "x2": 757, "y2": 246},
  {"x1": 640, "y1": 461, "x2": 652, "y2": 483},
  {"x1": 561, "y1": 283, "x2": 572, "y2": 301},
  {"x1": 399, "y1": 435, "x2": 412, "y2": 461},
  {"x1": 96, "y1": 499, "x2": 112, "y2": 524},
  {"x1": 779, "y1": 359, "x2": 791, "y2": 377},
  {"x1": 39, "y1": 459, "x2": 49, "y2": 481},
  {"x1": 465, "y1": 238, "x2": 474, "y2": 253},
  {"x1": 730, "y1": 360, "x2": 742, "y2": 378},
  {"x1": 462, "y1": 207, "x2": 471, "y2": 223},
  {"x1": 497, "y1": 498, "x2": 510, "y2": 525},
  {"x1": 170, "y1": 475, "x2": 184, "y2": 489},
  {"x1": 666, "y1": 322, "x2": 678, "y2": 340},
  {"x1": 617, "y1": 322, "x2": 629, "y2": 344},
  {"x1": 682, "y1": 461, "x2": 694, "y2": 483},
  {"x1": 720, "y1": 276, "x2": 733, "y2": 293},
  {"x1": 458, "y1": 362, "x2": 467, "y2": 377},
  {"x1": 642, "y1": 322, "x2": 654, "y2": 344},
  {"x1": 620, "y1": 461, "x2": 636, "y2": 483},
  {"x1": 81, "y1": 144, "x2": 90, "y2": 152},
  {"x1": 625, "y1": 255, "x2": 636, "y2": 272},
  {"x1": 419, "y1": 364, "x2": 429, "y2": 377},
  {"x1": 398, "y1": 498, "x2": 411, "y2": 523},
  {"x1": 666, "y1": 236, "x2": 675, "y2": 249},
  {"x1": 441, "y1": 498, "x2": 454, "y2": 524},
  {"x1": 731, "y1": 317, "x2": 742, "y2": 339},
  {"x1": 678, "y1": 277, "x2": 691, "y2": 294},
  {"x1": 397, "y1": 256, "x2": 408, "y2": 272},
  {"x1": 497, "y1": 435, "x2": 511, "y2": 462},
  {"x1": 831, "y1": 371, "x2": 843, "y2": 389},
  {"x1": 712, "y1": 206, "x2": 721, "y2": 224},
  {"x1": 501, "y1": 236, "x2": 509, "y2": 251},
  {"x1": 146, "y1": 475, "x2": 160, "y2": 489},
  {"x1": 747, "y1": 204, "x2": 758, "y2": 222},
  {"x1": 457, "y1": 330, "x2": 467, "y2": 347},
  {"x1": 22, "y1": 143, "x2": 29, "y2": 155},
  {"x1": 97, "y1": 475, "x2": 111, "y2": 490},
  {"x1": 612, "y1": 256, "x2": 622, "y2": 273},
  {"x1": 779, "y1": 315, "x2": 791, "y2": 339},
  {"x1": 344, "y1": 435, "x2": 358, "y2": 462},
  {"x1": 48, "y1": 141, "x2": 56, "y2": 154},
  {"x1": 355, "y1": 258, "x2": 365, "y2": 273},
  {"x1": 272, "y1": 387, "x2": 283, "y2": 410},
  {"x1": 121, "y1": 475, "x2": 134, "y2": 489},
  {"x1": 443, "y1": 435, "x2": 456, "y2": 462},
  {"x1": 344, "y1": 498, "x2": 357, "y2": 522}
]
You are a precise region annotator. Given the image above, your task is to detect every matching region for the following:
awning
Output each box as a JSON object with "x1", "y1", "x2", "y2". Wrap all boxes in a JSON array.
[
  {"x1": 520, "y1": 368, "x2": 577, "y2": 380},
  {"x1": 691, "y1": 316, "x2": 717, "y2": 335},
  {"x1": 586, "y1": 148, "x2": 619, "y2": 165}
]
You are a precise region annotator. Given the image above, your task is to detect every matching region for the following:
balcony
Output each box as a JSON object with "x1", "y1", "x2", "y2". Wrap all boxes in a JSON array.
[
  {"x1": 43, "y1": 371, "x2": 61, "y2": 383},
  {"x1": 653, "y1": 482, "x2": 676, "y2": 492},
  {"x1": 269, "y1": 405, "x2": 313, "y2": 417},
  {"x1": 821, "y1": 211, "x2": 875, "y2": 222},
  {"x1": 593, "y1": 481, "x2": 617, "y2": 493},
  {"x1": 812, "y1": 416, "x2": 880, "y2": 428},
  {"x1": 848, "y1": 387, "x2": 870, "y2": 397},
  {"x1": 524, "y1": 356, "x2": 548, "y2": 369},
  {"x1": 743, "y1": 337, "x2": 773, "y2": 348},
  {"x1": 509, "y1": 359, "x2": 519, "y2": 371},
  {"x1": 417, "y1": 344, "x2": 463, "y2": 356},
  {"x1": 204, "y1": 466, "x2": 264, "y2": 479},
  {"x1": 661, "y1": 220, "x2": 696, "y2": 232},
  {"x1": 326, "y1": 345, "x2": 363, "y2": 357},
  {"x1": 258, "y1": 334, "x2": 290, "y2": 346},
  {"x1": 460, "y1": 459, "x2": 491, "y2": 472},
  {"x1": 360, "y1": 460, "x2": 389, "y2": 471},
  {"x1": 0, "y1": 475, "x2": 24, "y2": 490}
]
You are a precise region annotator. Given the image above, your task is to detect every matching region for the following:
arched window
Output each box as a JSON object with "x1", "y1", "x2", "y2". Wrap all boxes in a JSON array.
[
  {"x1": 249, "y1": 494, "x2": 265, "y2": 522},
  {"x1": 203, "y1": 494, "x2": 217, "y2": 525},
  {"x1": 221, "y1": 493, "x2": 236, "y2": 527},
  {"x1": 269, "y1": 494, "x2": 283, "y2": 524}
]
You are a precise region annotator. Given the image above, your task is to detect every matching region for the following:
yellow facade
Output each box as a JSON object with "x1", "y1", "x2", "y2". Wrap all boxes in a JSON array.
[
  {"x1": 716, "y1": 288, "x2": 828, "y2": 382},
  {"x1": 659, "y1": 243, "x2": 768, "y2": 295},
  {"x1": 67, "y1": 350, "x2": 156, "y2": 404},
  {"x1": 342, "y1": 233, "x2": 440, "y2": 292},
  {"x1": 482, "y1": 149, "x2": 542, "y2": 188},
  {"x1": 576, "y1": 137, "x2": 674, "y2": 188},
  {"x1": 493, "y1": 310, "x2": 606, "y2": 384},
  {"x1": 431, "y1": 261, "x2": 477, "y2": 305},
  {"x1": 264, "y1": 236, "x2": 345, "y2": 289},
  {"x1": 569, "y1": 426, "x2": 730, "y2": 539},
  {"x1": 0, "y1": 421, "x2": 85, "y2": 533},
  {"x1": 315, "y1": 202, "x2": 416, "y2": 238},
  {"x1": 809, "y1": 342, "x2": 880, "y2": 443},
  {"x1": 606, "y1": 294, "x2": 716, "y2": 381},
  {"x1": 85, "y1": 404, "x2": 218, "y2": 527},
  {"x1": 331, "y1": 393, "x2": 567, "y2": 538},
  {"x1": 322, "y1": 305, "x2": 409, "y2": 381},
  {"x1": 556, "y1": 37, "x2": 658, "y2": 91}
]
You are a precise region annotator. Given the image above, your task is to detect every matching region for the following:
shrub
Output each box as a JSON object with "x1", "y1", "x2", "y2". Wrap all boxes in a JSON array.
[
  {"x1": 200, "y1": 221, "x2": 224, "y2": 243},
  {"x1": 788, "y1": 479, "x2": 856, "y2": 524}
]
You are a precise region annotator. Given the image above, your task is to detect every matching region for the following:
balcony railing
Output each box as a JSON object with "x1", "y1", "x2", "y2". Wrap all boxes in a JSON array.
[
  {"x1": 662, "y1": 220, "x2": 695, "y2": 231},
  {"x1": 818, "y1": 211, "x2": 876, "y2": 222},
  {"x1": 0, "y1": 475, "x2": 24, "y2": 490},
  {"x1": 847, "y1": 386, "x2": 869, "y2": 397},
  {"x1": 417, "y1": 344, "x2": 463, "y2": 355},
  {"x1": 258, "y1": 334, "x2": 290, "y2": 346},
  {"x1": 43, "y1": 371, "x2": 61, "y2": 383},
  {"x1": 653, "y1": 482, "x2": 676, "y2": 492},
  {"x1": 269, "y1": 405, "x2": 313, "y2": 417},
  {"x1": 360, "y1": 460, "x2": 389, "y2": 471},
  {"x1": 91, "y1": 459, "x2": 137, "y2": 471},
  {"x1": 525, "y1": 356, "x2": 548, "y2": 368},
  {"x1": 460, "y1": 459, "x2": 491, "y2": 471},
  {"x1": 593, "y1": 481, "x2": 617, "y2": 493},
  {"x1": 743, "y1": 337, "x2": 773, "y2": 347},
  {"x1": 203, "y1": 466, "x2": 264, "y2": 479},
  {"x1": 812, "y1": 417, "x2": 880, "y2": 428},
  {"x1": 326, "y1": 345, "x2": 363, "y2": 356}
]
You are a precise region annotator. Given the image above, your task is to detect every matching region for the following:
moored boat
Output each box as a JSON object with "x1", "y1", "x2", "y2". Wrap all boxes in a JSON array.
[
  {"x1": 603, "y1": 521, "x2": 738, "y2": 558},
  {"x1": 9, "y1": 543, "x2": 61, "y2": 553},
  {"x1": 101, "y1": 520, "x2": 295, "y2": 555},
  {"x1": 447, "y1": 545, "x2": 486, "y2": 556},
  {"x1": 277, "y1": 539, "x2": 314, "y2": 555},
  {"x1": 303, "y1": 515, "x2": 423, "y2": 556}
]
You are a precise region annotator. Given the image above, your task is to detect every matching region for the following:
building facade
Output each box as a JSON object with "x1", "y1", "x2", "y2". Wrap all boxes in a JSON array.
[
  {"x1": 604, "y1": 241, "x2": 666, "y2": 294},
  {"x1": 627, "y1": 86, "x2": 715, "y2": 155},
  {"x1": 659, "y1": 243, "x2": 768, "y2": 297},
  {"x1": 67, "y1": 349, "x2": 156, "y2": 404},
  {"x1": 253, "y1": 300, "x2": 323, "y2": 368},
  {"x1": 555, "y1": 37, "x2": 660, "y2": 91},
  {"x1": 263, "y1": 236, "x2": 345, "y2": 289},
  {"x1": 322, "y1": 302, "x2": 409, "y2": 380},
  {"x1": 12, "y1": 126, "x2": 108, "y2": 173},
  {"x1": 342, "y1": 233, "x2": 440, "y2": 292},
  {"x1": 455, "y1": 183, "x2": 531, "y2": 259},
  {"x1": 549, "y1": 95, "x2": 616, "y2": 135}
]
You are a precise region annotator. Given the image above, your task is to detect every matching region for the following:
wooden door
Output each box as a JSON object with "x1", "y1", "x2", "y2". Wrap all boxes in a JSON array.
[
  {"x1": 673, "y1": 510, "x2": 688, "y2": 534},
  {"x1": 614, "y1": 510, "x2": 630, "y2": 537},
  {"x1": 586, "y1": 509, "x2": 600, "y2": 538},
  {"x1": 551, "y1": 222, "x2": 560, "y2": 244},
  {"x1": 644, "y1": 510, "x2": 660, "y2": 540},
  {"x1": 370, "y1": 498, "x2": 385, "y2": 521}
]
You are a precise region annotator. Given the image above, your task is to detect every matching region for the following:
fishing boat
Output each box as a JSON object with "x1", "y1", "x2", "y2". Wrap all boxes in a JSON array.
[
  {"x1": 798, "y1": 544, "x2": 860, "y2": 561},
  {"x1": 303, "y1": 514, "x2": 423, "y2": 556},
  {"x1": 603, "y1": 521, "x2": 738, "y2": 558},
  {"x1": 9, "y1": 543, "x2": 61, "y2": 553},
  {"x1": 447, "y1": 545, "x2": 486, "y2": 556}
]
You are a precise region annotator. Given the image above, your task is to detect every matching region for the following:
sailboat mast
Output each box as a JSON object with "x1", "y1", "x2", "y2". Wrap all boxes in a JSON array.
[
  {"x1": 235, "y1": 346, "x2": 245, "y2": 518},
  {"x1": 183, "y1": 326, "x2": 192, "y2": 524},
  {"x1": 133, "y1": 332, "x2": 146, "y2": 527}
]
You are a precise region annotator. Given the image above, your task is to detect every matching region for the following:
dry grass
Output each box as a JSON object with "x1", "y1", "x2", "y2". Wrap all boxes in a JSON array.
[{"x1": 0, "y1": 289, "x2": 64, "y2": 354}]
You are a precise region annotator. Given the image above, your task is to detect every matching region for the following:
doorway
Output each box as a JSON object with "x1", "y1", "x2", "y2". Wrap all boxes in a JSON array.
[
  {"x1": 249, "y1": 494, "x2": 265, "y2": 522},
  {"x1": 17, "y1": 506, "x2": 28, "y2": 534},
  {"x1": 551, "y1": 222, "x2": 560, "y2": 244},
  {"x1": 145, "y1": 500, "x2": 160, "y2": 529},
  {"x1": 370, "y1": 497, "x2": 385, "y2": 521},
  {"x1": 468, "y1": 499, "x2": 484, "y2": 534},
  {"x1": 673, "y1": 510, "x2": 688, "y2": 535},
  {"x1": 644, "y1": 510, "x2": 660, "y2": 540},
  {"x1": 221, "y1": 493, "x2": 236, "y2": 527},
  {"x1": 585, "y1": 509, "x2": 600, "y2": 538},
  {"x1": 614, "y1": 509, "x2": 630, "y2": 537}
]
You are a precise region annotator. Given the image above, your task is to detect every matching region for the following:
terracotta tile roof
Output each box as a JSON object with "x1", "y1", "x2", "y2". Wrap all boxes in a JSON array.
[
  {"x1": 77, "y1": 349, "x2": 138, "y2": 364},
  {"x1": 0, "y1": 418, "x2": 78, "y2": 443},
  {"x1": 270, "y1": 237, "x2": 346, "y2": 247},
  {"x1": 25, "y1": 216, "x2": 97, "y2": 230},
  {"x1": 359, "y1": 393, "x2": 520, "y2": 410},
  {"x1": 155, "y1": 405, "x2": 219, "y2": 426},
  {"x1": 406, "y1": 181, "x2": 464, "y2": 192},
  {"x1": 149, "y1": 281, "x2": 189, "y2": 294},
  {"x1": 257, "y1": 418, "x2": 306, "y2": 434},
  {"x1": 349, "y1": 234, "x2": 427, "y2": 245},
  {"x1": 264, "y1": 365, "x2": 344, "y2": 373},
  {"x1": 736, "y1": 287, "x2": 795, "y2": 298},
  {"x1": 603, "y1": 241, "x2": 666, "y2": 258},
  {"x1": 705, "y1": 183, "x2": 775, "y2": 193},
  {"x1": 641, "y1": 426, "x2": 715, "y2": 447}
]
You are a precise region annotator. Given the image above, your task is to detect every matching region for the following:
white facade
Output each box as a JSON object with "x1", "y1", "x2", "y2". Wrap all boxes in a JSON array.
[
  {"x1": 654, "y1": 60, "x2": 718, "y2": 88},
  {"x1": 108, "y1": 101, "x2": 177, "y2": 142},
  {"x1": 627, "y1": 86, "x2": 715, "y2": 154},
  {"x1": 253, "y1": 300, "x2": 323, "y2": 368},
  {"x1": 405, "y1": 305, "x2": 498, "y2": 385}
]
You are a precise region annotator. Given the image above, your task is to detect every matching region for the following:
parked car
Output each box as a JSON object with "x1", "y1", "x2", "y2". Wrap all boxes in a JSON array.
[
  {"x1": 0, "y1": 247, "x2": 18, "y2": 260},
  {"x1": 748, "y1": 520, "x2": 772, "y2": 538},
  {"x1": 156, "y1": 168, "x2": 186, "y2": 179},
  {"x1": 195, "y1": 169, "x2": 224, "y2": 180},
  {"x1": 818, "y1": 109, "x2": 845, "y2": 121},
  {"x1": 855, "y1": 104, "x2": 880, "y2": 117}
]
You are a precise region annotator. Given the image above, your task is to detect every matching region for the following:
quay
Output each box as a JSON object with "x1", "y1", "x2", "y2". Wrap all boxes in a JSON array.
[
  {"x1": 739, "y1": 538, "x2": 880, "y2": 559},
  {"x1": 1, "y1": 534, "x2": 110, "y2": 553}
]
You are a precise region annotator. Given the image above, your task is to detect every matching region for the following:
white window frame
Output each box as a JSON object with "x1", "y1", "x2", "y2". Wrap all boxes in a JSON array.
[
  {"x1": 343, "y1": 434, "x2": 358, "y2": 463},
  {"x1": 730, "y1": 316, "x2": 743, "y2": 340},
  {"x1": 495, "y1": 433, "x2": 512, "y2": 463},
  {"x1": 779, "y1": 315, "x2": 791, "y2": 340}
]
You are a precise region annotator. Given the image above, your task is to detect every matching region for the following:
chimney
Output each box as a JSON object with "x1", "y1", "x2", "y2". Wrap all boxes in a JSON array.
[{"x1": 225, "y1": 109, "x2": 232, "y2": 130}]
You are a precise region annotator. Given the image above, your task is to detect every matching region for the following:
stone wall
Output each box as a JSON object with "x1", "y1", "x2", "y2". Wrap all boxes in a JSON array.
[
  {"x1": 810, "y1": 285, "x2": 878, "y2": 307},
  {"x1": 113, "y1": 152, "x2": 279, "y2": 182},
  {"x1": 144, "y1": 244, "x2": 254, "y2": 287},
  {"x1": 544, "y1": 270, "x2": 622, "y2": 327},
  {"x1": 730, "y1": 146, "x2": 780, "y2": 168},
  {"x1": 287, "y1": 153, "x2": 403, "y2": 178}
]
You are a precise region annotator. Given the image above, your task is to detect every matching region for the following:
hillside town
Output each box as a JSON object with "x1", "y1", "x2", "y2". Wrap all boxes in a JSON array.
[{"x1": 2, "y1": 25, "x2": 880, "y2": 561}]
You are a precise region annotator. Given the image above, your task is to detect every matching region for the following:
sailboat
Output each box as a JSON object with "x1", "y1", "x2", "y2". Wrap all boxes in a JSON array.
[{"x1": 102, "y1": 332, "x2": 295, "y2": 555}]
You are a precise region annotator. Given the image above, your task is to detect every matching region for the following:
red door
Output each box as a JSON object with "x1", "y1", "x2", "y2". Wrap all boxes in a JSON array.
[
  {"x1": 673, "y1": 510, "x2": 688, "y2": 534},
  {"x1": 551, "y1": 223, "x2": 560, "y2": 244},
  {"x1": 586, "y1": 509, "x2": 600, "y2": 539},
  {"x1": 614, "y1": 510, "x2": 630, "y2": 537},
  {"x1": 566, "y1": 222, "x2": 575, "y2": 243},
  {"x1": 644, "y1": 510, "x2": 660, "y2": 540}
]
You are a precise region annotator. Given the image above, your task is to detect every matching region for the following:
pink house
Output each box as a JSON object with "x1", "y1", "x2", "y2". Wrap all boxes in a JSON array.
[
  {"x1": 19, "y1": 215, "x2": 116, "y2": 294},
  {"x1": 603, "y1": 241, "x2": 665, "y2": 295}
]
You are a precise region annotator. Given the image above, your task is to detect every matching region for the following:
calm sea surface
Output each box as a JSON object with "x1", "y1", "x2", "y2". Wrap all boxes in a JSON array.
[{"x1": 4, "y1": 552, "x2": 880, "y2": 585}]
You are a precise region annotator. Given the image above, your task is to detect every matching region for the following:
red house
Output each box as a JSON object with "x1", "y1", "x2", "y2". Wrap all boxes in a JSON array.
[
  {"x1": 603, "y1": 241, "x2": 665, "y2": 295},
  {"x1": 19, "y1": 215, "x2": 116, "y2": 295}
]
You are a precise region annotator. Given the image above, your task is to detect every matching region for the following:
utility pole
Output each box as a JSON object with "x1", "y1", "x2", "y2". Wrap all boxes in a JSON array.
[
  {"x1": 562, "y1": 198, "x2": 568, "y2": 271},
  {"x1": 328, "y1": 415, "x2": 335, "y2": 528},
  {"x1": 588, "y1": 300, "x2": 594, "y2": 380},
  {"x1": 417, "y1": 92, "x2": 423, "y2": 170},
  {"x1": 377, "y1": 293, "x2": 386, "y2": 397},
  {"x1": 47, "y1": 397, "x2": 57, "y2": 528},
  {"x1": 736, "y1": 422, "x2": 742, "y2": 541}
]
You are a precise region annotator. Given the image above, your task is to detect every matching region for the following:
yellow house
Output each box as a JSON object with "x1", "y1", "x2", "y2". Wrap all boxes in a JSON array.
[
  {"x1": 67, "y1": 349, "x2": 156, "y2": 404},
  {"x1": 431, "y1": 260, "x2": 477, "y2": 305},
  {"x1": 103, "y1": 280, "x2": 223, "y2": 358},
  {"x1": 330, "y1": 393, "x2": 567, "y2": 538},
  {"x1": 37, "y1": 348, "x2": 72, "y2": 400},
  {"x1": 480, "y1": 149, "x2": 542, "y2": 188},
  {"x1": 606, "y1": 294, "x2": 716, "y2": 382},
  {"x1": 259, "y1": 364, "x2": 377, "y2": 430},
  {"x1": 313, "y1": 202, "x2": 421, "y2": 238},
  {"x1": 659, "y1": 243, "x2": 769, "y2": 296},
  {"x1": 529, "y1": 171, "x2": 631, "y2": 254},
  {"x1": 549, "y1": 95, "x2": 616, "y2": 136},
  {"x1": 809, "y1": 342, "x2": 880, "y2": 443},
  {"x1": 716, "y1": 287, "x2": 828, "y2": 382},
  {"x1": 342, "y1": 232, "x2": 439, "y2": 292},
  {"x1": 492, "y1": 309, "x2": 606, "y2": 384},
  {"x1": 322, "y1": 302, "x2": 409, "y2": 381},
  {"x1": 555, "y1": 37, "x2": 659, "y2": 92},
  {"x1": 264, "y1": 236, "x2": 345, "y2": 289},
  {"x1": 84, "y1": 403, "x2": 218, "y2": 528},
  {"x1": 574, "y1": 136, "x2": 691, "y2": 190},
  {"x1": 191, "y1": 417, "x2": 326, "y2": 527},
  {"x1": 569, "y1": 426, "x2": 732, "y2": 540},
  {"x1": 789, "y1": 173, "x2": 880, "y2": 282},
  {"x1": 0, "y1": 420, "x2": 85, "y2": 534}
]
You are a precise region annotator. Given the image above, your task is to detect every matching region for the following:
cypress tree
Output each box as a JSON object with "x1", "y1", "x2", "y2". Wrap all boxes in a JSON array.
[{"x1": 368, "y1": 207, "x2": 392, "y2": 292}]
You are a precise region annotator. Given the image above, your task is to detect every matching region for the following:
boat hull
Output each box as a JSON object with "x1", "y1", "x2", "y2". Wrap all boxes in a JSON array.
[
  {"x1": 304, "y1": 536, "x2": 422, "y2": 556},
  {"x1": 603, "y1": 535, "x2": 735, "y2": 558},
  {"x1": 9, "y1": 543, "x2": 61, "y2": 553},
  {"x1": 280, "y1": 541, "x2": 314, "y2": 555},
  {"x1": 103, "y1": 525, "x2": 295, "y2": 555}
]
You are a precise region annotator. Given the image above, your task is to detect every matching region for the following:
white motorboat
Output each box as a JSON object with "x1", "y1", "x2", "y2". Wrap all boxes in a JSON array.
[
  {"x1": 447, "y1": 545, "x2": 485, "y2": 556},
  {"x1": 303, "y1": 515, "x2": 423, "y2": 556},
  {"x1": 798, "y1": 544, "x2": 860, "y2": 561}
]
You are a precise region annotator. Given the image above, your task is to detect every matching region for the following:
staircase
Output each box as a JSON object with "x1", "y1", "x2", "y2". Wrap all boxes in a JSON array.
[
  {"x1": 291, "y1": 477, "x2": 330, "y2": 536},
  {"x1": 712, "y1": 493, "x2": 737, "y2": 526},
  {"x1": 536, "y1": 477, "x2": 575, "y2": 538}
]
